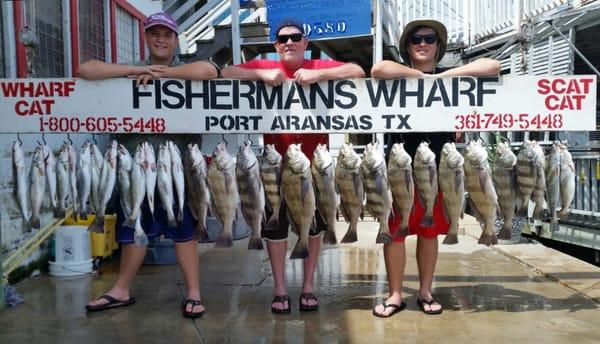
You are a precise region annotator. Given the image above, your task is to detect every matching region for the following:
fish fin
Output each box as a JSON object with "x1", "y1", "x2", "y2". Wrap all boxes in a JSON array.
[
  {"x1": 353, "y1": 172, "x2": 363, "y2": 200},
  {"x1": 441, "y1": 200, "x2": 450, "y2": 224},
  {"x1": 375, "y1": 172, "x2": 387, "y2": 196},
  {"x1": 442, "y1": 234, "x2": 458, "y2": 245},
  {"x1": 301, "y1": 176, "x2": 311, "y2": 205},
  {"x1": 54, "y1": 208, "x2": 66, "y2": 219},
  {"x1": 375, "y1": 226, "x2": 392, "y2": 244},
  {"x1": 455, "y1": 170, "x2": 463, "y2": 193},
  {"x1": 338, "y1": 202, "x2": 351, "y2": 223},
  {"x1": 88, "y1": 216, "x2": 105, "y2": 233},
  {"x1": 225, "y1": 172, "x2": 234, "y2": 196},
  {"x1": 478, "y1": 168, "x2": 489, "y2": 195},
  {"x1": 405, "y1": 169, "x2": 413, "y2": 193},
  {"x1": 428, "y1": 164, "x2": 436, "y2": 187},
  {"x1": 247, "y1": 236, "x2": 264, "y2": 250},
  {"x1": 469, "y1": 198, "x2": 484, "y2": 224}
]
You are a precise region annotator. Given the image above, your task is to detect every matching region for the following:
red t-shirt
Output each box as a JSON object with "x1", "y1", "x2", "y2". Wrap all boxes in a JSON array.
[{"x1": 238, "y1": 59, "x2": 345, "y2": 159}]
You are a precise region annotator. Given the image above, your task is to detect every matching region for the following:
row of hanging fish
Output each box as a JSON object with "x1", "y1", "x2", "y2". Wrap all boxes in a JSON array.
[
  {"x1": 12, "y1": 137, "x2": 576, "y2": 253},
  {"x1": 13, "y1": 140, "x2": 82, "y2": 232},
  {"x1": 334, "y1": 139, "x2": 576, "y2": 247}
]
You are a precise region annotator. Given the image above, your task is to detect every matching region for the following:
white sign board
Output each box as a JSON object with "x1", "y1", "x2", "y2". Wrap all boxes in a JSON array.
[{"x1": 0, "y1": 75, "x2": 596, "y2": 133}]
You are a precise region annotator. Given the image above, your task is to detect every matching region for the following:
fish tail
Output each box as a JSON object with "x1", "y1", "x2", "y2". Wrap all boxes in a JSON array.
[
  {"x1": 290, "y1": 238, "x2": 309, "y2": 259},
  {"x1": 322, "y1": 223, "x2": 337, "y2": 245},
  {"x1": 395, "y1": 221, "x2": 410, "y2": 237},
  {"x1": 375, "y1": 221, "x2": 392, "y2": 244},
  {"x1": 550, "y1": 220, "x2": 560, "y2": 233},
  {"x1": 247, "y1": 236, "x2": 264, "y2": 250},
  {"x1": 497, "y1": 226, "x2": 512, "y2": 240},
  {"x1": 167, "y1": 215, "x2": 178, "y2": 229},
  {"x1": 340, "y1": 221, "x2": 357, "y2": 243},
  {"x1": 79, "y1": 210, "x2": 88, "y2": 221},
  {"x1": 532, "y1": 204, "x2": 544, "y2": 220},
  {"x1": 419, "y1": 212, "x2": 434, "y2": 228},
  {"x1": 477, "y1": 232, "x2": 498, "y2": 246},
  {"x1": 88, "y1": 216, "x2": 105, "y2": 233},
  {"x1": 215, "y1": 232, "x2": 233, "y2": 248},
  {"x1": 30, "y1": 216, "x2": 41, "y2": 229},
  {"x1": 557, "y1": 209, "x2": 569, "y2": 220},
  {"x1": 194, "y1": 221, "x2": 209, "y2": 242},
  {"x1": 122, "y1": 216, "x2": 137, "y2": 229},
  {"x1": 265, "y1": 213, "x2": 279, "y2": 230},
  {"x1": 442, "y1": 233, "x2": 458, "y2": 245},
  {"x1": 134, "y1": 230, "x2": 148, "y2": 246},
  {"x1": 54, "y1": 208, "x2": 66, "y2": 219},
  {"x1": 516, "y1": 206, "x2": 528, "y2": 218},
  {"x1": 21, "y1": 219, "x2": 30, "y2": 233}
]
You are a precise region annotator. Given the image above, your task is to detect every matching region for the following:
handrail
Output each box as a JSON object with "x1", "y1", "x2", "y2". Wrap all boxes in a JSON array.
[{"x1": 2, "y1": 208, "x2": 74, "y2": 285}]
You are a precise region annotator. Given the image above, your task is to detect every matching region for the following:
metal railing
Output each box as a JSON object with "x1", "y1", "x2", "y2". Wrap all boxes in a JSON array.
[
  {"x1": 398, "y1": 0, "x2": 572, "y2": 45},
  {"x1": 572, "y1": 154, "x2": 600, "y2": 218}
]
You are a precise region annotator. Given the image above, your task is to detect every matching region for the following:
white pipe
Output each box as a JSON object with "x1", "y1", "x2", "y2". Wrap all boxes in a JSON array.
[
  {"x1": 62, "y1": 0, "x2": 72, "y2": 77},
  {"x1": 231, "y1": 0, "x2": 240, "y2": 64},
  {"x1": 3, "y1": 1, "x2": 17, "y2": 77},
  {"x1": 103, "y1": 0, "x2": 111, "y2": 62}
]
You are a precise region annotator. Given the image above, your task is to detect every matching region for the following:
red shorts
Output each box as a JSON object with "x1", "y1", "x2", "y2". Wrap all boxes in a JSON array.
[{"x1": 389, "y1": 191, "x2": 449, "y2": 243}]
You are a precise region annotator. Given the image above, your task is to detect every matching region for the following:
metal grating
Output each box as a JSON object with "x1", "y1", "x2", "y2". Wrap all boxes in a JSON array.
[
  {"x1": 116, "y1": 5, "x2": 136, "y2": 64},
  {"x1": 79, "y1": 0, "x2": 105, "y2": 63},
  {"x1": 24, "y1": 0, "x2": 65, "y2": 77}
]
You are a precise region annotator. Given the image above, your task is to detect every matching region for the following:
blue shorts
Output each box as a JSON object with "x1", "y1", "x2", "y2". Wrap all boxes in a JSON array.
[{"x1": 116, "y1": 199, "x2": 197, "y2": 244}]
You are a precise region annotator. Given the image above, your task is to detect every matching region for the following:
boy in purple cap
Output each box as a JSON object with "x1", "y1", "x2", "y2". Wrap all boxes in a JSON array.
[
  {"x1": 82, "y1": 12, "x2": 218, "y2": 319},
  {"x1": 79, "y1": 12, "x2": 219, "y2": 83}
]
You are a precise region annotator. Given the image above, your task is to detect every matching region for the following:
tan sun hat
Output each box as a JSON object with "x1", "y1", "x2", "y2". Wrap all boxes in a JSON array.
[{"x1": 399, "y1": 18, "x2": 448, "y2": 64}]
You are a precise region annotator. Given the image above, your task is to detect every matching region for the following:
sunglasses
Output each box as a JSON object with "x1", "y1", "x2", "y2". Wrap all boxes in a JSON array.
[
  {"x1": 276, "y1": 33, "x2": 303, "y2": 44},
  {"x1": 409, "y1": 34, "x2": 438, "y2": 45}
]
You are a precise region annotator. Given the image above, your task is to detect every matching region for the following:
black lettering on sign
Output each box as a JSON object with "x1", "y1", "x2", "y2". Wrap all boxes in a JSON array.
[
  {"x1": 334, "y1": 80, "x2": 357, "y2": 109},
  {"x1": 211, "y1": 80, "x2": 233, "y2": 110},
  {"x1": 162, "y1": 80, "x2": 184, "y2": 109},
  {"x1": 365, "y1": 79, "x2": 399, "y2": 107}
]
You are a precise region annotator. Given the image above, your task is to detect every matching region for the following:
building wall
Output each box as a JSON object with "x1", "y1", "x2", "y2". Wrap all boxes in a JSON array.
[{"x1": 0, "y1": 0, "x2": 159, "y2": 261}]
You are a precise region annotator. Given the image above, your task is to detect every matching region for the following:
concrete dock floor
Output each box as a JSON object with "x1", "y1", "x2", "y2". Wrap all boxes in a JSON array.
[{"x1": 1, "y1": 215, "x2": 599, "y2": 343}]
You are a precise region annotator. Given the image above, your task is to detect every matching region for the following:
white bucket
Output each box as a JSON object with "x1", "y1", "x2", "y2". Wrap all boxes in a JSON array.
[{"x1": 49, "y1": 225, "x2": 93, "y2": 276}]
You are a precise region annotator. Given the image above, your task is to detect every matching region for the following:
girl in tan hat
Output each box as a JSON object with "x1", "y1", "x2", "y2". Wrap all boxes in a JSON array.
[{"x1": 370, "y1": 18, "x2": 500, "y2": 317}]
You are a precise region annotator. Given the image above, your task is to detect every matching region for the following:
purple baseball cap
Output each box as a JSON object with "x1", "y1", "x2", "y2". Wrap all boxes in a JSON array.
[{"x1": 144, "y1": 12, "x2": 178, "y2": 34}]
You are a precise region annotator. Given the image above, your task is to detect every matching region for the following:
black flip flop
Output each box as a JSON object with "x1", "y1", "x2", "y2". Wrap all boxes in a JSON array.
[
  {"x1": 271, "y1": 295, "x2": 291, "y2": 314},
  {"x1": 372, "y1": 302, "x2": 407, "y2": 318},
  {"x1": 85, "y1": 294, "x2": 136, "y2": 312},
  {"x1": 299, "y1": 292, "x2": 319, "y2": 312},
  {"x1": 417, "y1": 298, "x2": 443, "y2": 315},
  {"x1": 182, "y1": 299, "x2": 205, "y2": 318}
]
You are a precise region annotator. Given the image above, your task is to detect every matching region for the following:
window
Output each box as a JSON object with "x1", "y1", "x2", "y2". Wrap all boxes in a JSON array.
[
  {"x1": 116, "y1": 6, "x2": 138, "y2": 64},
  {"x1": 23, "y1": 0, "x2": 65, "y2": 77},
  {"x1": 79, "y1": 0, "x2": 105, "y2": 63},
  {"x1": 0, "y1": 4, "x2": 5, "y2": 77}
]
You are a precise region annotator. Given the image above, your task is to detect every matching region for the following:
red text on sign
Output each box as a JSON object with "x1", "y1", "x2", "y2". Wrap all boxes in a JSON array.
[
  {"x1": 15, "y1": 99, "x2": 55, "y2": 116},
  {"x1": 537, "y1": 78, "x2": 593, "y2": 110}
]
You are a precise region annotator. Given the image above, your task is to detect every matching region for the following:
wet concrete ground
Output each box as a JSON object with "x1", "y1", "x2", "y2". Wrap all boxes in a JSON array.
[{"x1": 1, "y1": 216, "x2": 599, "y2": 343}]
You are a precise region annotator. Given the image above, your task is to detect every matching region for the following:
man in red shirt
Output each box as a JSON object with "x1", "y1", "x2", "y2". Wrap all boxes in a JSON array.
[{"x1": 223, "y1": 19, "x2": 364, "y2": 314}]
